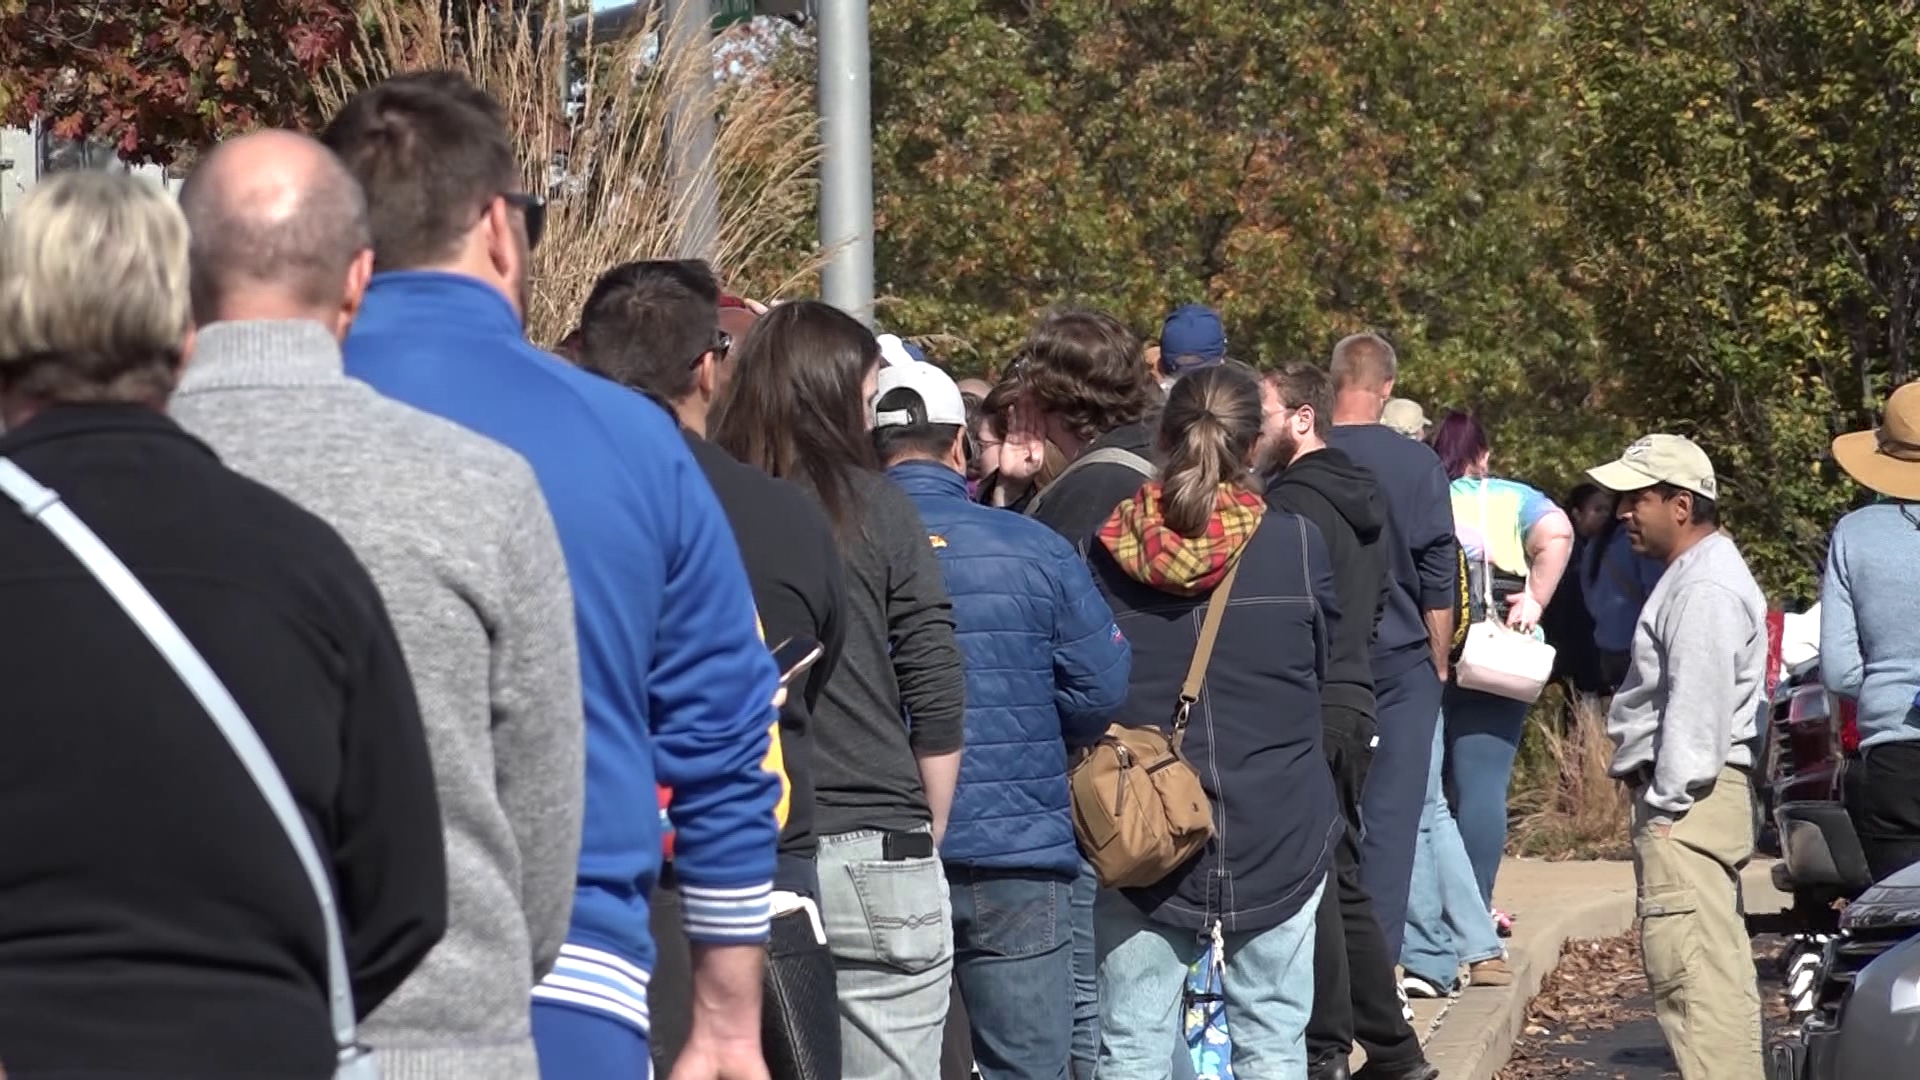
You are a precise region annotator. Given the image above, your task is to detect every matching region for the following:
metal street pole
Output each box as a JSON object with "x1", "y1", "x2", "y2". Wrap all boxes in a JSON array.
[
  {"x1": 817, "y1": 0, "x2": 873, "y2": 324},
  {"x1": 663, "y1": 0, "x2": 721, "y2": 261}
]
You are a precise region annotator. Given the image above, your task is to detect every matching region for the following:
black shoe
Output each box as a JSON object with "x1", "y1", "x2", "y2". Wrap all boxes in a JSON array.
[
  {"x1": 1308, "y1": 1051, "x2": 1352, "y2": 1080},
  {"x1": 1352, "y1": 1060, "x2": 1439, "y2": 1080}
]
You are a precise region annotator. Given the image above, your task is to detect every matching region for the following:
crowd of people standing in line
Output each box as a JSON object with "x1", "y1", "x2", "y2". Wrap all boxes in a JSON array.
[{"x1": 0, "y1": 64, "x2": 1845, "y2": 1080}]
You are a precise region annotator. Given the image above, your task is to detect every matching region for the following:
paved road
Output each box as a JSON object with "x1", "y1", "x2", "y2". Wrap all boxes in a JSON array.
[
  {"x1": 1509, "y1": 937, "x2": 1787, "y2": 1079},
  {"x1": 1532, "y1": 997, "x2": 1678, "y2": 1078}
]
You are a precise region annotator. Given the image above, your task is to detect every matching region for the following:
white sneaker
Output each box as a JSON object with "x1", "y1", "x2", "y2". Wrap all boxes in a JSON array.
[{"x1": 1401, "y1": 971, "x2": 1455, "y2": 999}]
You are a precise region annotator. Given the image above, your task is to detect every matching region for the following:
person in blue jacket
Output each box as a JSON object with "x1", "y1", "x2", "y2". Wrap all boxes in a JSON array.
[
  {"x1": 322, "y1": 73, "x2": 783, "y2": 1080},
  {"x1": 874, "y1": 360, "x2": 1132, "y2": 1080}
]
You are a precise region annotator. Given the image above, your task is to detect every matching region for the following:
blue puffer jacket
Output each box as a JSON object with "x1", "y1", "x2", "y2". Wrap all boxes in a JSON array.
[{"x1": 888, "y1": 461, "x2": 1132, "y2": 877}]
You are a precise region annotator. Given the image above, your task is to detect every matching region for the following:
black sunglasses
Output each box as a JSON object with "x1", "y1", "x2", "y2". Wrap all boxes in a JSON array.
[
  {"x1": 502, "y1": 191, "x2": 546, "y2": 251},
  {"x1": 689, "y1": 329, "x2": 732, "y2": 369}
]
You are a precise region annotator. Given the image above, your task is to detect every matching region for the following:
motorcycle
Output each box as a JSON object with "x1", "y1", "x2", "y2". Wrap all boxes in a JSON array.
[
  {"x1": 1749, "y1": 606, "x2": 1874, "y2": 1014},
  {"x1": 1769, "y1": 861, "x2": 1920, "y2": 1079}
]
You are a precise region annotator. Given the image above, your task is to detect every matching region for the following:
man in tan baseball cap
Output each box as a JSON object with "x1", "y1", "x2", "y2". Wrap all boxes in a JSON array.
[
  {"x1": 1381, "y1": 397, "x2": 1429, "y2": 440},
  {"x1": 1586, "y1": 432, "x2": 1766, "y2": 1080}
]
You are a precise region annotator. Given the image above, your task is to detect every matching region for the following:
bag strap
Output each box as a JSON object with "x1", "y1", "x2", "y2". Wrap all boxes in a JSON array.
[
  {"x1": 1477, "y1": 476, "x2": 1495, "y2": 613},
  {"x1": 0, "y1": 457, "x2": 362, "y2": 1068},
  {"x1": 1173, "y1": 553, "x2": 1245, "y2": 750},
  {"x1": 1023, "y1": 447, "x2": 1155, "y2": 518}
]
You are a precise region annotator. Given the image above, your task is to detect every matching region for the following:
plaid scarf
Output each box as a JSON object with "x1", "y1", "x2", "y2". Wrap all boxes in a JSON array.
[{"x1": 1098, "y1": 481, "x2": 1267, "y2": 595}]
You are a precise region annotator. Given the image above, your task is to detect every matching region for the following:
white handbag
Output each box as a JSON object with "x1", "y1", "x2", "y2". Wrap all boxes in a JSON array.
[
  {"x1": 0, "y1": 458, "x2": 378, "y2": 1080},
  {"x1": 1454, "y1": 476, "x2": 1557, "y2": 703}
]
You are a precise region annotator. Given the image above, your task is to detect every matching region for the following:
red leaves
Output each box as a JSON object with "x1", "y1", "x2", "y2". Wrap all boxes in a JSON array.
[{"x1": 0, "y1": 0, "x2": 356, "y2": 164}]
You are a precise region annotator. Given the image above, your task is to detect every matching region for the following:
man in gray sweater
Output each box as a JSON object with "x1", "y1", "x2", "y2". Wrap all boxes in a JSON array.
[
  {"x1": 171, "y1": 130, "x2": 585, "y2": 1080},
  {"x1": 1587, "y1": 434, "x2": 1765, "y2": 1080}
]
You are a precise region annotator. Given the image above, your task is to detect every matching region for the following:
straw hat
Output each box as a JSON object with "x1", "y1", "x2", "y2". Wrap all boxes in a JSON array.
[{"x1": 1833, "y1": 382, "x2": 1920, "y2": 501}]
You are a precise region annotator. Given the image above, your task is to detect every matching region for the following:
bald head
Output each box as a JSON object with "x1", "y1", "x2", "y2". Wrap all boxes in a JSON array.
[{"x1": 179, "y1": 130, "x2": 372, "y2": 327}]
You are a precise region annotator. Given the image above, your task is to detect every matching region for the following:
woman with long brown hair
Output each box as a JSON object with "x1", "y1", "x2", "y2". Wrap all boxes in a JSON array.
[
  {"x1": 710, "y1": 301, "x2": 966, "y2": 1080},
  {"x1": 1086, "y1": 362, "x2": 1340, "y2": 1079}
]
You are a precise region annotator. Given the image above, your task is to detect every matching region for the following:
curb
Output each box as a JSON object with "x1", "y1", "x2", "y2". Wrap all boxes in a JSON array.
[{"x1": 1421, "y1": 887, "x2": 1637, "y2": 1080}]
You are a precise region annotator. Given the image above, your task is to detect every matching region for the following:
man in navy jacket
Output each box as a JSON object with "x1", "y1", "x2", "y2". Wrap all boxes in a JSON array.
[{"x1": 876, "y1": 361, "x2": 1131, "y2": 1080}]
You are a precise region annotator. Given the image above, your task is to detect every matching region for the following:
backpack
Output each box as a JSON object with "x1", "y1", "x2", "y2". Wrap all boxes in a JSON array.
[
  {"x1": 1023, "y1": 446, "x2": 1155, "y2": 519},
  {"x1": 1069, "y1": 556, "x2": 1240, "y2": 889}
]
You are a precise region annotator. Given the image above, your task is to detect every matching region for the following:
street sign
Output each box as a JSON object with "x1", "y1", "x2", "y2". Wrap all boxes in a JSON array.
[
  {"x1": 710, "y1": 0, "x2": 754, "y2": 29},
  {"x1": 570, "y1": 0, "x2": 809, "y2": 44}
]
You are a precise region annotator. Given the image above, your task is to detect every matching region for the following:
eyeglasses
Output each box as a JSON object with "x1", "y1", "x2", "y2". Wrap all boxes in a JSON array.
[
  {"x1": 501, "y1": 192, "x2": 547, "y2": 251},
  {"x1": 690, "y1": 330, "x2": 731, "y2": 368}
]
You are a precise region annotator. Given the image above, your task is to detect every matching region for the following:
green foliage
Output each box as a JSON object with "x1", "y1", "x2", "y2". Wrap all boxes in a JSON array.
[
  {"x1": 867, "y1": 0, "x2": 1618, "y2": 513},
  {"x1": 1562, "y1": 0, "x2": 1920, "y2": 598},
  {"x1": 0, "y1": 0, "x2": 356, "y2": 164},
  {"x1": 869, "y1": 0, "x2": 1920, "y2": 597}
]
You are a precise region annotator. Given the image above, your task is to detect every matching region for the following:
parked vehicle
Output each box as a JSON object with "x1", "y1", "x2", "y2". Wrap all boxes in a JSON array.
[
  {"x1": 1769, "y1": 860, "x2": 1920, "y2": 1080},
  {"x1": 1750, "y1": 606, "x2": 1873, "y2": 1016}
]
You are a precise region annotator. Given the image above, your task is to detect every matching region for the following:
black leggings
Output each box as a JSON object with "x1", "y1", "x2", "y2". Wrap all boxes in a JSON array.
[{"x1": 1844, "y1": 740, "x2": 1920, "y2": 883}]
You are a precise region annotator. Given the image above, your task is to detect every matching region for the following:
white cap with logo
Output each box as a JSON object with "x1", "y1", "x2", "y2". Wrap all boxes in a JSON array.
[{"x1": 871, "y1": 362, "x2": 967, "y2": 430}]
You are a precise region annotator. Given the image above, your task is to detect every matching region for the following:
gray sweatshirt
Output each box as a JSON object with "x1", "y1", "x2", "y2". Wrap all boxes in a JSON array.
[
  {"x1": 172, "y1": 321, "x2": 584, "y2": 1080},
  {"x1": 1608, "y1": 530, "x2": 1766, "y2": 817}
]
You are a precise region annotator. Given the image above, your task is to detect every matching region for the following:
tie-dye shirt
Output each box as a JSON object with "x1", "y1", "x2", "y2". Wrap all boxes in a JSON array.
[{"x1": 1450, "y1": 475, "x2": 1558, "y2": 578}]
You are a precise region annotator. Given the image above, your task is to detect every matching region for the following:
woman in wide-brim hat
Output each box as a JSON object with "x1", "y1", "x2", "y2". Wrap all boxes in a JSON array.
[{"x1": 1821, "y1": 380, "x2": 1920, "y2": 882}]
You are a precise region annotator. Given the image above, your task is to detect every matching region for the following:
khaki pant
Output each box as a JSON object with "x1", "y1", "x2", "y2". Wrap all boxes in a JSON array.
[{"x1": 1631, "y1": 766, "x2": 1762, "y2": 1080}]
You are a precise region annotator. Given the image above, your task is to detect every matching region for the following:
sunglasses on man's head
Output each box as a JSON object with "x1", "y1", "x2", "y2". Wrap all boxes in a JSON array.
[{"x1": 502, "y1": 191, "x2": 546, "y2": 251}]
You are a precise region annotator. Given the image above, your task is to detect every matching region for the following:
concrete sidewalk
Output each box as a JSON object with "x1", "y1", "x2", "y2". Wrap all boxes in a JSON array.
[{"x1": 1407, "y1": 856, "x2": 1788, "y2": 1080}]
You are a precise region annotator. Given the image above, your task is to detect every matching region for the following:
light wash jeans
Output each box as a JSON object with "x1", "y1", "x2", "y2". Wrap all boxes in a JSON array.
[
  {"x1": 1401, "y1": 716, "x2": 1504, "y2": 988},
  {"x1": 1093, "y1": 877, "x2": 1325, "y2": 1080},
  {"x1": 1070, "y1": 858, "x2": 1100, "y2": 1079},
  {"x1": 817, "y1": 828, "x2": 954, "y2": 1080}
]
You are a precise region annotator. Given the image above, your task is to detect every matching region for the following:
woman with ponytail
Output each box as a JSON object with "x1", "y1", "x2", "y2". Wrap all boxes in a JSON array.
[{"x1": 1087, "y1": 363, "x2": 1343, "y2": 1079}]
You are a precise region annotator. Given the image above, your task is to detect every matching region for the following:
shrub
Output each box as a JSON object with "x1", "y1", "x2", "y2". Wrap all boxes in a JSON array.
[
  {"x1": 325, "y1": 0, "x2": 821, "y2": 346},
  {"x1": 1507, "y1": 687, "x2": 1631, "y2": 860}
]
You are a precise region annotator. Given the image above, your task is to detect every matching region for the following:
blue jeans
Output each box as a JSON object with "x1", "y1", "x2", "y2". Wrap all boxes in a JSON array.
[
  {"x1": 1402, "y1": 715, "x2": 1504, "y2": 987},
  {"x1": 818, "y1": 828, "x2": 954, "y2": 1080},
  {"x1": 1442, "y1": 684, "x2": 1531, "y2": 905},
  {"x1": 1093, "y1": 877, "x2": 1326, "y2": 1080},
  {"x1": 949, "y1": 867, "x2": 1074, "y2": 1080},
  {"x1": 1359, "y1": 662, "x2": 1444, "y2": 958},
  {"x1": 1071, "y1": 858, "x2": 1099, "y2": 1079}
]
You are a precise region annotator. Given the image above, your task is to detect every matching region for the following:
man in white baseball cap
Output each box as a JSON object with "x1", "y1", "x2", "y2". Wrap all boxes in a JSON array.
[
  {"x1": 1586, "y1": 433, "x2": 1764, "y2": 1080},
  {"x1": 872, "y1": 358, "x2": 1131, "y2": 1080}
]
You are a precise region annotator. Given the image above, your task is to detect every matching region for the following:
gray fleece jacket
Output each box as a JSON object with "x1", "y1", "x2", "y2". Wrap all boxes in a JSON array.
[
  {"x1": 1607, "y1": 530, "x2": 1766, "y2": 818},
  {"x1": 172, "y1": 320, "x2": 584, "y2": 1080}
]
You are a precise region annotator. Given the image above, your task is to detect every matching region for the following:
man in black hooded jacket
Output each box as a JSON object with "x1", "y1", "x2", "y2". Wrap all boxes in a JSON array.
[{"x1": 1260, "y1": 363, "x2": 1438, "y2": 1080}]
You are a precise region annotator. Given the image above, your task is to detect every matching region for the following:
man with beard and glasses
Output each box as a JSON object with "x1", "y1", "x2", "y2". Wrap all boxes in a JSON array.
[
  {"x1": 1258, "y1": 364, "x2": 1438, "y2": 1080},
  {"x1": 326, "y1": 74, "x2": 787, "y2": 1080}
]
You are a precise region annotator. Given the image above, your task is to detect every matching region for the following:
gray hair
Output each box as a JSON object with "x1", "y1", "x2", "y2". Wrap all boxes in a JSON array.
[{"x1": 0, "y1": 170, "x2": 191, "y2": 404}]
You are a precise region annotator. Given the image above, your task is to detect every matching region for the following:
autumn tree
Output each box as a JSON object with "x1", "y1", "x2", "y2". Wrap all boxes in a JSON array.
[
  {"x1": 865, "y1": 0, "x2": 1617, "y2": 491},
  {"x1": 0, "y1": 0, "x2": 360, "y2": 164},
  {"x1": 1562, "y1": 0, "x2": 1920, "y2": 595}
]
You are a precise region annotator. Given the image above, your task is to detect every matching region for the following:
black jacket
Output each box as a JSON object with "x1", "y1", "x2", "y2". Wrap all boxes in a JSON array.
[
  {"x1": 811, "y1": 469, "x2": 966, "y2": 836},
  {"x1": 1029, "y1": 421, "x2": 1158, "y2": 549},
  {"x1": 1266, "y1": 447, "x2": 1391, "y2": 716},
  {"x1": 1091, "y1": 513, "x2": 1343, "y2": 935},
  {"x1": 0, "y1": 406, "x2": 446, "y2": 1078},
  {"x1": 684, "y1": 432, "x2": 849, "y2": 892}
]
